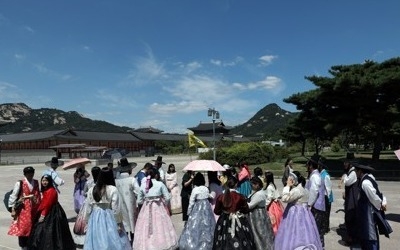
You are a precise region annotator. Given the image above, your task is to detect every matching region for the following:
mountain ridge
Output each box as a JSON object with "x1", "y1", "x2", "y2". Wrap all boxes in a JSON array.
[{"x1": 0, "y1": 103, "x2": 297, "y2": 136}]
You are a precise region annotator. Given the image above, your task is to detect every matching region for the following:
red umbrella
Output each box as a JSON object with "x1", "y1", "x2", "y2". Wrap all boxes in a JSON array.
[
  {"x1": 62, "y1": 158, "x2": 92, "y2": 170},
  {"x1": 183, "y1": 160, "x2": 226, "y2": 172}
]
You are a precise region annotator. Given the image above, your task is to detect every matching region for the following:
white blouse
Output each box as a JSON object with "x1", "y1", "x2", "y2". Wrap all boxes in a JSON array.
[
  {"x1": 265, "y1": 183, "x2": 280, "y2": 207},
  {"x1": 188, "y1": 185, "x2": 212, "y2": 215}
]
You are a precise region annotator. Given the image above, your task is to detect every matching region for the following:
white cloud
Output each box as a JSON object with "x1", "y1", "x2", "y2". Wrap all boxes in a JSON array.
[
  {"x1": 33, "y1": 63, "x2": 72, "y2": 81},
  {"x1": 248, "y1": 76, "x2": 284, "y2": 94},
  {"x1": 259, "y1": 55, "x2": 277, "y2": 66},
  {"x1": 0, "y1": 81, "x2": 21, "y2": 100},
  {"x1": 210, "y1": 56, "x2": 243, "y2": 67},
  {"x1": 14, "y1": 54, "x2": 26, "y2": 62},
  {"x1": 23, "y1": 26, "x2": 35, "y2": 33},
  {"x1": 126, "y1": 46, "x2": 167, "y2": 86}
]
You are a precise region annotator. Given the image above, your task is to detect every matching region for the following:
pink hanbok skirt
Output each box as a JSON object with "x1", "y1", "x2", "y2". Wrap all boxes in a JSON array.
[
  {"x1": 268, "y1": 200, "x2": 284, "y2": 235},
  {"x1": 133, "y1": 198, "x2": 178, "y2": 250}
]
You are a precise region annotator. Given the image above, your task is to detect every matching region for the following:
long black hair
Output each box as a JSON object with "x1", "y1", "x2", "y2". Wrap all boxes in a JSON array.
[
  {"x1": 222, "y1": 176, "x2": 238, "y2": 208},
  {"x1": 92, "y1": 167, "x2": 115, "y2": 202},
  {"x1": 40, "y1": 174, "x2": 54, "y2": 192},
  {"x1": 264, "y1": 171, "x2": 276, "y2": 190}
]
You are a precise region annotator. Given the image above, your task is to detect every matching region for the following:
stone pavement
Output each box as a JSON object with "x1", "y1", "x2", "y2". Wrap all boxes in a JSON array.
[{"x1": 0, "y1": 154, "x2": 399, "y2": 250}]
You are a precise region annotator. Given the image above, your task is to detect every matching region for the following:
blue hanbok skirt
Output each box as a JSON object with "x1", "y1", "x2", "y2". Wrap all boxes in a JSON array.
[
  {"x1": 84, "y1": 206, "x2": 131, "y2": 250},
  {"x1": 179, "y1": 199, "x2": 216, "y2": 250}
]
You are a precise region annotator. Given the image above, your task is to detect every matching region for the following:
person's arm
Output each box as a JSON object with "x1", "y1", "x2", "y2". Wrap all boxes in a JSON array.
[
  {"x1": 281, "y1": 186, "x2": 303, "y2": 203},
  {"x1": 132, "y1": 177, "x2": 141, "y2": 196},
  {"x1": 38, "y1": 188, "x2": 58, "y2": 221},
  {"x1": 325, "y1": 175, "x2": 332, "y2": 196},
  {"x1": 343, "y1": 171, "x2": 357, "y2": 186},
  {"x1": 362, "y1": 179, "x2": 384, "y2": 210},
  {"x1": 161, "y1": 182, "x2": 171, "y2": 202},
  {"x1": 265, "y1": 185, "x2": 273, "y2": 207},
  {"x1": 238, "y1": 168, "x2": 247, "y2": 181},
  {"x1": 187, "y1": 188, "x2": 197, "y2": 215},
  {"x1": 52, "y1": 171, "x2": 65, "y2": 187},
  {"x1": 248, "y1": 191, "x2": 264, "y2": 209},
  {"x1": 8, "y1": 181, "x2": 22, "y2": 209},
  {"x1": 214, "y1": 195, "x2": 223, "y2": 215},
  {"x1": 110, "y1": 186, "x2": 122, "y2": 224},
  {"x1": 182, "y1": 173, "x2": 194, "y2": 187},
  {"x1": 307, "y1": 174, "x2": 320, "y2": 206}
]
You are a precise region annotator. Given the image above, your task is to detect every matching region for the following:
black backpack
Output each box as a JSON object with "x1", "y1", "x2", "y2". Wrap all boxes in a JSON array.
[{"x1": 3, "y1": 180, "x2": 22, "y2": 213}]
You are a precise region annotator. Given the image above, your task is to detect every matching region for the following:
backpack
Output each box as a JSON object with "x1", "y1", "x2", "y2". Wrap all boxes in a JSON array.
[{"x1": 3, "y1": 180, "x2": 23, "y2": 213}]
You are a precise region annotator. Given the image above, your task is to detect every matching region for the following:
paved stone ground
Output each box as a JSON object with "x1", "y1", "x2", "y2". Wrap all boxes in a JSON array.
[{"x1": 0, "y1": 154, "x2": 399, "y2": 250}]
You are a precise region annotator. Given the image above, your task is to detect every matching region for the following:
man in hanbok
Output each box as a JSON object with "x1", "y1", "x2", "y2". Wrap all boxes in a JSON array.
[
  {"x1": 306, "y1": 155, "x2": 326, "y2": 248},
  {"x1": 115, "y1": 158, "x2": 139, "y2": 243},
  {"x1": 318, "y1": 157, "x2": 333, "y2": 234},
  {"x1": 355, "y1": 163, "x2": 388, "y2": 249},
  {"x1": 340, "y1": 159, "x2": 359, "y2": 245},
  {"x1": 43, "y1": 157, "x2": 64, "y2": 193}
]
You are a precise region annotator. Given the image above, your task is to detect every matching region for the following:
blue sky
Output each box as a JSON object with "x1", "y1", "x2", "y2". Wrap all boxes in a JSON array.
[{"x1": 1, "y1": 1, "x2": 399, "y2": 133}]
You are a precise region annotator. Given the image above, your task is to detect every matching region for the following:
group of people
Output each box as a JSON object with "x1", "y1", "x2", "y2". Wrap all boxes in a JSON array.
[
  {"x1": 7, "y1": 154, "x2": 389, "y2": 250},
  {"x1": 8, "y1": 157, "x2": 75, "y2": 250},
  {"x1": 339, "y1": 157, "x2": 389, "y2": 249}
]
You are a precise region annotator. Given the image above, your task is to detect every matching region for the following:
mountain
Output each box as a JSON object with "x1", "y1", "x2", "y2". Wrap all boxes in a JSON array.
[
  {"x1": 0, "y1": 103, "x2": 297, "y2": 136},
  {"x1": 0, "y1": 103, "x2": 132, "y2": 133},
  {"x1": 229, "y1": 103, "x2": 298, "y2": 138}
]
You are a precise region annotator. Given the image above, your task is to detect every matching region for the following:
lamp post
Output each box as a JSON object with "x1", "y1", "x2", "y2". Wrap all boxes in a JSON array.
[
  {"x1": 207, "y1": 108, "x2": 220, "y2": 161},
  {"x1": 0, "y1": 138, "x2": 2, "y2": 165}
]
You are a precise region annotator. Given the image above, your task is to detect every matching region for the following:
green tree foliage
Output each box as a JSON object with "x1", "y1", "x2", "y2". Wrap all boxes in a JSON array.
[
  {"x1": 199, "y1": 142, "x2": 276, "y2": 165},
  {"x1": 283, "y1": 57, "x2": 400, "y2": 160}
]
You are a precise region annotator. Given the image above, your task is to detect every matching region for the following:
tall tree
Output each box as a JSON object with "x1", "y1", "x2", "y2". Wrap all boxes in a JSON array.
[{"x1": 284, "y1": 57, "x2": 400, "y2": 160}]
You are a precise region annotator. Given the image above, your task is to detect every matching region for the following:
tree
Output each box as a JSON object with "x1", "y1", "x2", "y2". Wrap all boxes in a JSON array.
[{"x1": 283, "y1": 57, "x2": 400, "y2": 160}]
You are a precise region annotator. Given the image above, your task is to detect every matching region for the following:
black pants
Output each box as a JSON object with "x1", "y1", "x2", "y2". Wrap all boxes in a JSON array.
[
  {"x1": 181, "y1": 196, "x2": 190, "y2": 221},
  {"x1": 19, "y1": 236, "x2": 29, "y2": 247}
]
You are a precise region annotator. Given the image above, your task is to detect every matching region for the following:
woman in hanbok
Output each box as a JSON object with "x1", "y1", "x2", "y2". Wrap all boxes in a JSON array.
[
  {"x1": 29, "y1": 175, "x2": 75, "y2": 250},
  {"x1": 213, "y1": 176, "x2": 255, "y2": 250},
  {"x1": 179, "y1": 172, "x2": 216, "y2": 250},
  {"x1": 73, "y1": 164, "x2": 90, "y2": 214},
  {"x1": 133, "y1": 168, "x2": 178, "y2": 250},
  {"x1": 236, "y1": 162, "x2": 252, "y2": 197},
  {"x1": 274, "y1": 171, "x2": 322, "y2": 250},
  {"x1": 264, "y1": 171, "x2": 284, "y2": 235},
  {"x1": 247, "y1": 177, "x2": 274, "y2": 250},
  {"x1": 84, "y1": 167, "x2": 131, "y2": 250},
  {"x1": 73, "y1": 166, "x2": 101, "y2": 246},
  {"x1": 208, "y1": 171, "x2": 223, "y2": 221},
  {"x1": 165, "y1": 163, "x2": 182, "y2": 214}
]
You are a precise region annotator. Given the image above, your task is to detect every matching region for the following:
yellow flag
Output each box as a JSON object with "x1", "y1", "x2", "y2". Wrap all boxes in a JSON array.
[{"x1": 187, "y1": 130, "x2": 207, "y2": 148}]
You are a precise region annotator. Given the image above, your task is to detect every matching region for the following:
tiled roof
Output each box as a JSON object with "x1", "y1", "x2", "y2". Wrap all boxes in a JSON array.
[
  {"x1": 56, "y1": 130, "x2": 141, "y2": 142},
  {"x1": 0, "y1": 130, "x2": 66, "y2": 142}
]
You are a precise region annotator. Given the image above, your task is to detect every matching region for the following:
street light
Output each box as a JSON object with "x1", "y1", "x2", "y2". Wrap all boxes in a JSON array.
[
  {"x1": 207, "y1": 108, "x2": 220, "y2": 161},
  {"x1": 0, "y1": 138, "x2": 2, "y2": 165}
]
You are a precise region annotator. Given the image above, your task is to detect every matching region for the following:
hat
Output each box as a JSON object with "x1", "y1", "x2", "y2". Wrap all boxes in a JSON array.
[
  {"x1": 152, "y1": 156, "x2": 165, "y2": 164},
  {"x1": 45, "y1": 157, "x2": 64, "y2": 167},
  {"x1": 116, "y1": 157, "x2": 137, "y2": 172},
  {"x1": 353, "y1": 162, "x2": 375, "y2": 172},
  {"x1": 223, "y1": 164, "x2": 231, "y2": 170},
  {"x1": 23, "y1": 166, "x2": 35, "y2": 174}
]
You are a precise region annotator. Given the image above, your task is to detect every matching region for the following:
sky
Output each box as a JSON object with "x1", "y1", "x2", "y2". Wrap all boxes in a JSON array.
[{"x1": 1, "y1": 1, "x2": 400, "y2": 134}]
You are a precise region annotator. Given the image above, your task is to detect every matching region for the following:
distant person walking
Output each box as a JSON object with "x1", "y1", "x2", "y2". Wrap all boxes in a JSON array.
[
  {"x1": 43, "y1": 157, "x2": 65, "y2": 193},
  {"x1": 165, "y1": 163, "x2": 182, "y2": 214},
  {"x1": 281, "y1": 157, "x2": 293, "y2": 186}
]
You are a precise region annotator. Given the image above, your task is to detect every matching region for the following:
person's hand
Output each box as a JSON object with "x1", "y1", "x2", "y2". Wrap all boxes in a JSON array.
[
  {"x1": 286, "y1": 177, "x2": 294, "y2": 187},
  {"x1": 11, "y1": 210, "x2": 16, "y2": 219},
  {"x1": 38, "y1": 215, "x2": 45, "y2": 222},
  {"x1": 381, "y1": 204, "x2": 387, "y2": 212}
]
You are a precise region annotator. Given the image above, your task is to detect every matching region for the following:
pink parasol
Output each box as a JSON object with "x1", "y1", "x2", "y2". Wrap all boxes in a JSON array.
[
  {"x1": 394, "y1": 149, "x2": 400, "y2": 161},
  {"x1": 183, "y1": 159, "x2": 226, "y2": 172},
  {"x1": 62, "y1": 158, "x2": 92, "y2": 170}
]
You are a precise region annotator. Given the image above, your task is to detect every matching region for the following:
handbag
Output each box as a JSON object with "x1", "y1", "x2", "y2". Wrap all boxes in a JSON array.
[{"x1": 373, "y1": 208, "x2": 393, "y2": 238}]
